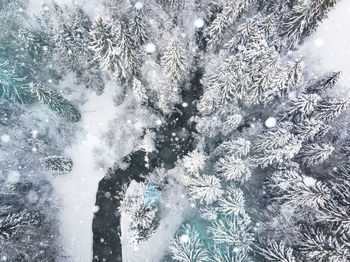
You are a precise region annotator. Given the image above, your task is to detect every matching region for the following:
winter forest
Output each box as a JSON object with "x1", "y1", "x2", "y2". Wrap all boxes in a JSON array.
[{"x1": 1, "y1": 0, "x2": 350, "y2": 261}]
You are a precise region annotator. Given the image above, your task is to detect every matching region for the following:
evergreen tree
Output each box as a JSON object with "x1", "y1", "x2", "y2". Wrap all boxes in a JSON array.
[
  {"x1": 44, "y1": 3, "x2": 104, "y2": 93},
  {"x1": 0, "y1": 210, "x2": 59, "y2": 261},
  {"x1": 120, "y1": 182, "x2": 159, "y2": 245},
  {"x1": 90, "y1": 18, "x2": 139, "y2": 81},
  {"x1": 282, "y1": 0, "x2": 338, "y2": 47},
  {"x1": 183, "y1": 174, "x2": 223, "y2": 204},
  {"x1": 255, "y1": 239, "x2": 296, "y2": 262},
  {"x1": 131, "y1": 10, "x2": 147, "y2": 45},
  {"x1": 297, "y1": 142, "x2": 334, "y2": 165},
  {"x1": 170, "y1": 224, "x2": 209, "y2": 262},
  {"x1": 113, "y1": 22, "x2": 139, "y2": 80},
  {"x1": 307, "y1": 71, "x2": 341, "y2": 93},
  {"x1": 40, "y1": 155, "x2": 73, "y2": 174},
  {"x1": 0, "y1": 57, "x2": 30, "y2": 103},
  {"x1": 161, "y1": 37, "x2": 186, "y2": 85},
  {"x1": 30, "y1": 83, "x2": 81, "y2": 122},
  {"x1": 90, "y1": 17, "x2": 118, "y2": 76},
  {"x1": 205, "y1": 0, "x2": 253, "y2": 46},
  {"x1": 132, "y1": 77, "x2": 148, "y2": 104}
]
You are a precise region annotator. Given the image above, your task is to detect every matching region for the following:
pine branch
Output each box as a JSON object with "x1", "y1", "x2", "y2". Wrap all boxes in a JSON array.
[{"x1": 30, "y1": 83, "x2": 81, "y2": 122}]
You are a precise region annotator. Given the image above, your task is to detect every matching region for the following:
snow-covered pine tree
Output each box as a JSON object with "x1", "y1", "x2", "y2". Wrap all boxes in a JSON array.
[
  {"x1": 282, "y1": 0, "x2": 338, "y2": 48},
  {"x1": 307, "y1": 71, "x2": 341, "y2": 93},
  {"x1": 0, "y1": 210, "x2": 58, "y2": 261},
  {"x1": 132, "y1": 77, "x2": 148, "y2": 105},
  {"x1": 30, "y1": 83, "x2": 81, "y2": 122},
  {"x1": 253, "y1": 71, "x2": 350, "y2": 261},
  {"x1": 120, "y1": 182, "x2": 160, "y2": 245},
  {"x1": 113, "y1": 22, "x2": 140, "y2": 81},
  {"x1": 0, "y1": 211, "x2": 40, "y2": 240},
  {"x1": 161, "y1": 37, "x2": 186, "y2": 85},
  {"x1": 255, "y1": 238, "x2": 297, "y2": 262},
  {"x1": 90, "y1": 17, "x2": 118, "y2": 76},
  {"x1": 166, "y1": 0, "x2": 345, "y2": 261},
  {"x1": 90, "y1": 17, "x2": 139, "y2": 82},
  {"x1": 205, "y1": 0, "x2": 253, "y2": 46},
  {"x1": 0, "y1": 56, "x2": 30, "y2": 103},
  {"x1": 183, "y1": 174, "x2": 223, "y2": 204},
  {"x1": 40, "y1": 155, "x2": 73, "y2": 175},
  {"x1": 170, "y1": 224, "x2": 209, "y2": 262},
  {"x1": 0, "y1": 2, "x2": 82, "y2": 260},
  {"x1": 43, "y1": 2, "x2": 104, "y2": 93},
  {"x1": 131, "y1": 10, "x2": 147, "y2": 46}
]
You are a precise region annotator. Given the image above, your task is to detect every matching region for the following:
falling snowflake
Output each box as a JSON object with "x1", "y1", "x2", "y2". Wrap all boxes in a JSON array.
[
  {"x1": 194, "y1": 18, "x2": 204, "y2": 28},
  {"x1": 135, "y1": 2, "x2": 143, "y2": 10},
  {"x1": 92, "y1": 205, "x2": 100, "y2": 213},
  {"x1": 314, "y1": 37, "x2": 325, "y2": 47},
  {"x1": 32, "y1": 130, "x2": 38, "y2": 138},
  {"x1": 179, "y1": 234, "x2": 190, "y2": 243},
  {"x1": 303, "y1": 176, "x2": 316, "y2": 187},
  {"x1": 265, "y1": 117, "x2": 277, "y2": 128},
  {"x1": 1, "y1": 134, "x2": 10, "y2": 142},
  {"x1": 27, "y1": 190, "x2": 39, "y2": 203},
  {"x1": 7, "y1": 170, "x2": 20, "y2": 183},
  {"x1": 145, "y1": 43, "x2": 156, "y2": 53}
]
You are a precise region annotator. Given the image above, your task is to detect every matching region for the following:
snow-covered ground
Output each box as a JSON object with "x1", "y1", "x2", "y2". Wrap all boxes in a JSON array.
[
  {"x1": 300, "y1": 1, "x2": 350, "y2": 91},
  {"x1": 52, "y1": 82, "x2": 120, "y2": 262},
  {"x1": 28, "y1": 0, "x2": 103, "y2": 18}
]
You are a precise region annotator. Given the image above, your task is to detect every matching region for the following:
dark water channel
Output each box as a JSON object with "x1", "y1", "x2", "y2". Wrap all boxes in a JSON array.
[{"x1": 92, "y1": 67, "x2": 203, "y2": 262}]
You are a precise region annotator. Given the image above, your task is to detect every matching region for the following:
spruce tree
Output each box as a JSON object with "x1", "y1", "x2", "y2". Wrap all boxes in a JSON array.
[
  {"x1": 161, "y1": 37, "x2": 186, "y2": 85},
  {"x1": 30, "y1": 83, "x2": 81, "y2": 122},
  {"x1": 113, "y1": 22, "x2": 139, "y2": 80},
  {"x1": 282, "y1": 0, "x2": 338, "y2": 47},
  {"x1": 90, "y1": 18, "x2": 118, "y2": 76},
  {"x1": 131, "y1": 10, "x2": 147, "y2": 45}
]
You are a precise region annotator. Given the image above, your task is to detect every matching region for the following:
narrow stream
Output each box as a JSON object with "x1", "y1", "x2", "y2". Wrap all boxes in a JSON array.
[{"x1": 92, "y1": 66, "x2": 203, "y2": 262}]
